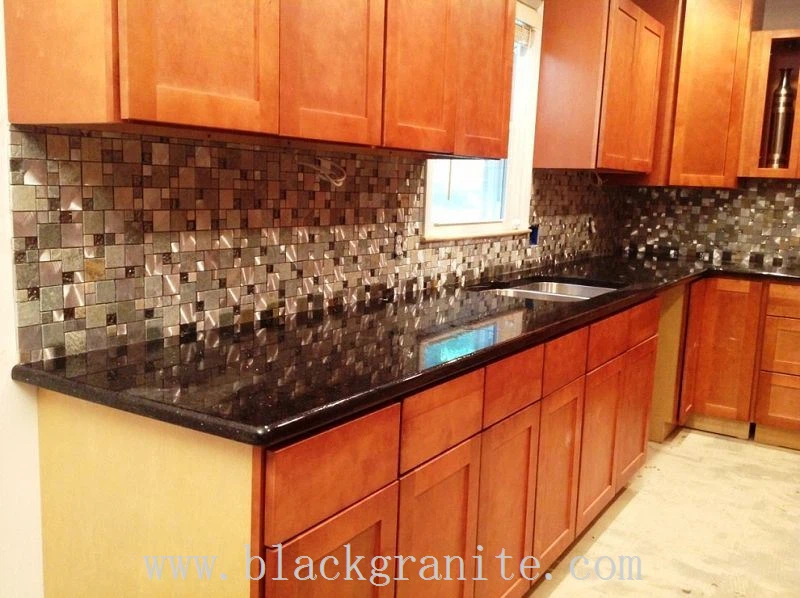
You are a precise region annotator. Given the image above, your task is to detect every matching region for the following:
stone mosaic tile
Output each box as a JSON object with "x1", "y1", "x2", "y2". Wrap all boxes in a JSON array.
[{"x1": 9, "y1": 126, "x2": 618, "y2": 363}]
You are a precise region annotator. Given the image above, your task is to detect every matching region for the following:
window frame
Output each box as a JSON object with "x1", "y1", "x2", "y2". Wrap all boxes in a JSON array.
[{"x1": 422, "y1": 0, "x2": 544, "y2": 242}]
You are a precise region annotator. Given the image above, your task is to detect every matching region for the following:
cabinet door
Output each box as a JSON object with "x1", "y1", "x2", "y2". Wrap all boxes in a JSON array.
[
  {"x1": 476, "y1": 403, "x2": 540, "y2": 598},
  {"x1": 118, "y1": 0, "x2": 279, "y2": 133},
  {"x1": 616, "y1": 337, "x2": 658, "y2": 489},
  {"x1": 678, "y1": 279, "x2": 706, "y2": 424},
  {"x1": 279, "y1": 0, "x2": 384, "y2": 145},
  {"x1": 577, "y1": 355, "x2": 624, "y2": 534},
  {"x1": 681, "y1": 278, "x2": 763, "y2": 421},
  {"x1": 266, "y1": 483, "x2": 398, "y2": 597},
  {"x1": 756, "y1": 372, "x2": 800, "y2": 431},
  {"x1": 533, "y1": 377, "x2": 584, "y2": 573},
  {"x1": 453, "y1": 0, "x2": 515, "y2": 158},
  {"x1": 384, "y1": 0, "x2": 460, "y2": 152},
  {"x1": 669, "y1": 0, "x2": 753, "y2": 187},
  {"x1": 598, "y1": 0, "x2": 664, "y2": 172},
  {"x1": 397, "y1": 437, "x2": 481, "y2": 598},
  {"x1": 762, "y1": 317, "x2": 800, "y2": 376}
]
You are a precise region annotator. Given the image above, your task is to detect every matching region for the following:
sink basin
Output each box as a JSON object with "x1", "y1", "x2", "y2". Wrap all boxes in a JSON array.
[{"x1": 492, "y1": 281, "x2": 618, "y2": 302}]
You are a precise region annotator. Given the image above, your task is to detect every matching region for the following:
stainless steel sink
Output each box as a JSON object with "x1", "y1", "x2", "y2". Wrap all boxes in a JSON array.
[{"x1": 492, "y1": 281, "x2": 618, "y2": 302}]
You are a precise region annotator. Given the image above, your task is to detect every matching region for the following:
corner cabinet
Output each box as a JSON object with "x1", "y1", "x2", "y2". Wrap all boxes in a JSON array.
[
  {"x1": 383, "y1": 0, "x2": 515, "y2": 157},
  {"x1": 534, "y1": 0, "x2": 664, "y2": 173},
  {"x1": 669, "y1": 0, "x2": 753, "y2": 187}
]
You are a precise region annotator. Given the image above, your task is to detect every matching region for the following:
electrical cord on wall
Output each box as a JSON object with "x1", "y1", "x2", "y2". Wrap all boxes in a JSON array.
[{"x1": 295, "y1": 153, "x2": 347, "y2": 187}]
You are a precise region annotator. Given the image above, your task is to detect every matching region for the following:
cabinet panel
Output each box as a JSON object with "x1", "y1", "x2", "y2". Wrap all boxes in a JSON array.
[
  {"x1": 484, "y1": 345, "x2": 543, "y2": 427},
  {"x1": 756, "y1": 372, "x2": 800, "y2": 431},
  {"x1": 533, "y1": 377, "x2": 584, "y2": 572},
  {"x1": 762, "y1": 316, "x2": 800, "y2": 376},
  {"x1": 669, "y1": 0, "x2": 753, "y2": 187},
  {"x1": 577, "y1": 355, "x2": 624, "y2": 533},
  {"x1": 118, "y1": 0, "x2": 279, "y2": 132},
  {"x1": 266, "y1": 483, "x2": 399, "y2": 597},
  {"x1": 384, "y1": 0, "x2": 460, "y2": 152},
  {"x1": 400, "y1": 369, "x2": 484, "y2": 473},
  {"x1": 629, "y1": 11, "x2": 665, "y2": 171},
  {"x1": 453, "y1": 0, "x2": 515, "y2": 157},
  {"x1": 476, "y1": 404, "x2": 540, "y2": 598},
  {"x1": 397, "y1": 437, "x2": 481, "y2": 598},
  {"x1": 617, "y1": 337, "x2": 658, "y2": 489},
  {"x1": 543, "y1": 327, "x2": 589, "y2": 396},
  {"x1": 767, "y1": 283, "x2": 800, "y2": 318},
  {"x1": 629, "y1": 297, "x2": 661, "y2": 347},
  {"x1": 279, "y1": 0, "x2": 384, "y2": 145},
  {"x1": 680, "y1": 278, "x2": 762, "y2": 421},
  {"x1": 265, "y1": 404, "x2": 400, "y2": 545},
  {"x1": 588, "y1": 309, "x2": 631, "y2": 371}
]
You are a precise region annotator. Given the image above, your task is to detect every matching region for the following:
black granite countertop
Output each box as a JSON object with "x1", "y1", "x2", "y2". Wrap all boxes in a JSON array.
[{"x1": 13, "y1": 255, "x2": 800, "y2": 447}]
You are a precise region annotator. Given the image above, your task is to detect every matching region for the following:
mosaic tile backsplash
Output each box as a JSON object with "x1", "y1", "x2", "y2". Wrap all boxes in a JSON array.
[
  {"x1": 9, "y1": 126, "x2": 618, "y2": 363},
  {"x1": 618, "y1": 179, "x2": 800, "y2": 266}
]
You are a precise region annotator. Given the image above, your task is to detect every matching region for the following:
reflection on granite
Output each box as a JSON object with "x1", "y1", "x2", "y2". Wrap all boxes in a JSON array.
[{"x1": 14, "y1": 255, "x2": 799, "y2": 446}]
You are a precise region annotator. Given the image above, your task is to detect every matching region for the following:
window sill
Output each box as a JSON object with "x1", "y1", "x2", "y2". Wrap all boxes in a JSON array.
[{"x1": 421, "y1": 229, "x2": 530, "y2": 243}]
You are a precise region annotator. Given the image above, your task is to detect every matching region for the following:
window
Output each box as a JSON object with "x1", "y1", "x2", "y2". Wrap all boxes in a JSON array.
[{"x1": 424, "y1": 1, "x2": 544, "y2": 241}]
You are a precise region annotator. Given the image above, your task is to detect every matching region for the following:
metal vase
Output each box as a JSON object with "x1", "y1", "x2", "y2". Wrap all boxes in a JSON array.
[{"x1": 765, "y1": 68, "x2": 796, "y2": 169}]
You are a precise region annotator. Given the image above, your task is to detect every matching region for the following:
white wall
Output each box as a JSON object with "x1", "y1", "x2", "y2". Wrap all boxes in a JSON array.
[
  {"x1": 0, "y1": 1, "x2": 45, "y2": 595},
  {"x1": 762, "y1": 0, "x2": 800, "y2": 29}
]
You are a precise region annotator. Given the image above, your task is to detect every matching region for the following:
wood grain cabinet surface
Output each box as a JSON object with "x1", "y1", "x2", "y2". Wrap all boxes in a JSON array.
[
  {"x1": 484, "y1": 345, "x2": 544, "y2": 427},
  {"x1": 669, "y1": 0, "x2": 753, "y2": 187},
  {"x1": 534, "y1": 0, "x2": 664, "y2": 172},
  {"x1": 588, "y1": 309, "x2": 631, "y2": 371},
  {"x1": 533, "y1": 376, "x2": 585, "y2": 573},
  {"x1": 756, "y1": 372, "x2": 800, "y2": 431},
  {"x1": 680, "y1": 277, "x2": 763, "y2": 421},
  {"x1": 397, "y1": 437, "x2": 482, "y2": 598},
  {"x1": 384, "y1": 0, "x2": 515, "y2": 157},
  {"x1": 476, "y1": 403, "x2": 540, "y2": 598},
  {"x1": 543, "y1": 327, "x2": 589, "y2": 397}
]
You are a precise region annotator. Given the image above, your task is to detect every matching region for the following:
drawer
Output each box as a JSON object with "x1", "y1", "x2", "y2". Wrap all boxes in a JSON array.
[
  {"x1": 587, "y1": 309, "x2": 631, "y2": 371},
  {"x1": 762, "y1": 316, "x2": 800, "y2": 376},
  {"x1": 767, "y1": 283, "x2": 800, "y2": 318},
  {"x1": 756, "y1": 372, "x2": 800, "y2": 431},
  {"x1": 400, "y1": 369, "x2": 484, "y2": 473},
  {"x1": 629, "y1": 298, "x2": 661, "y2": 347},
  {"x1": 543, "y1": 327, "x2": 588, "y2": 396},
  {"x1": 264, "y1": 403, "x2": 400, "y2": 545},
  {"x1": 484, "y1": 344, "x2": 543, "y2": 427}
]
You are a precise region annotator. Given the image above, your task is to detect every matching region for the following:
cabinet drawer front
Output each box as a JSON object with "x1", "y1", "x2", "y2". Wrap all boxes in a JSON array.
[
  {"x1": 484, "y1": 345, "x2": 543, "y2": 427},
  {"x1": 401, "y1": 369, "x2": 484, "y2": 473},
  {"x1": 265, "y1": 404, "x2": 400, "y2": 545},
  {"x1": 543, "y1": 327, "x2": 588, "y2": 396},
  {"x1": 588, "y1": 310, "x2": 631, "y2": 371},
  {"x1": 763, "y1": 317, "x2": 800, "y2": 376},
  {"x1": 756, "y1": 372, "x2": 800, "y2": 431},
  {"x1": 629, "y1": 297, "x2": 660, "y2": 347},
  {"x1": 767, "y1": 283, "x2": 800, "y2": 318}
]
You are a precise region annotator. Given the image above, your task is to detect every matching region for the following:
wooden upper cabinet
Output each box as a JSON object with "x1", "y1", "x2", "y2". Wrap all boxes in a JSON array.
[
  {"x1": 598, "y1": 0, "x2": 665, "y2": 172},
  {"x1": 279, "y1": 0, "x2": 384, "y2": 145},
  {"x1": 5, "y1": 0, "x2": 118, "y2": 124},
  {"x1": 397, "y1": 437, "x2": 481, "y2": 598},
  {"x1": 680, "y1": 277, "x2": 763, "y2": 421},
  {"x1": 384, "y1": 0, "x2": 514, "y2": 157},
  {"x1": 118, "y1": 0, "x2": 279, "y2": 133},
  {"x1": 535, "y1": 0, "x2": 664, "y2": 172},
  {"x1": 534, "y1": 377, "x2": 585, "y2": 573},
  {"x1": 476, "y1": 404, "x2": 540, "y2": 598},
  {"x1": 669, "y1": 0, "x2": 753, "y2": 187},
  {"x1": 453, "y1": 0, "x2": 516, "y2": 158},
  {"x1": 739, "y1": 29, "x2": 800, "y2": 179}
]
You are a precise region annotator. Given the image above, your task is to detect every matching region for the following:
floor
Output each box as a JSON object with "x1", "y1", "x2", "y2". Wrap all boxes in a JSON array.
[{"x1": 535, "y1": 429, "x2": 800, "y2": 597}]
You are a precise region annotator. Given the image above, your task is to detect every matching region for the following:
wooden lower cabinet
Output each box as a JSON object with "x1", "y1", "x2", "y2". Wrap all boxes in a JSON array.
[
  {"x1": 616, "y1": 336, "x2": 658, "y2": 489},
  {"x1": 756, "y1": 372, "x2": 800, "y2": 431},
  {"x1": 533, "y1": 377, "x2": 585, "y2": 572},
  {"x1": 475, "y1": 403, "x2": 540, "y2": 598},
  {"x1": 762, "y1": 316, "x2": 800, "y2": 376},
  {"x1": 576, "y1": 356, "x2": 624, "y2": 534},
  {"x1": 680, "y1": 277, "x2": 763, "y2": 421},
  {"x1": 266, "y1": 483, "x2": 399, "y2": 597},
  {"x1": 397, "y1": 436, "x2": 482, "y2": 598}
]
